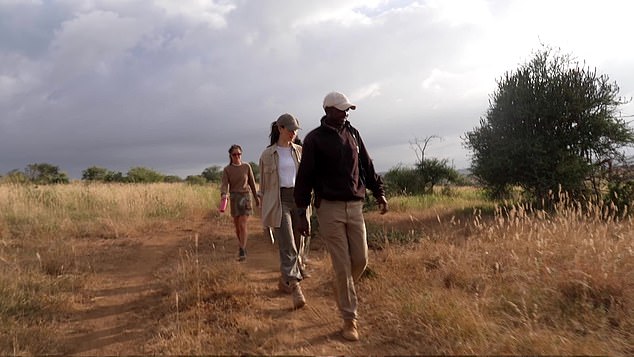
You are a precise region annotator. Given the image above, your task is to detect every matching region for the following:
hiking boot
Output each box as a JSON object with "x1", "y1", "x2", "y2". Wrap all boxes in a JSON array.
[
  {"x1": 342, "y1": 319, "x2": 359, "y2": 341},
  {"x1": 291, "y1": 282, "x2": 306, "y2": 309},
  {"x1": 238, "y1": 248, "x2": 246, "y2": 262},
  {"x1": 278, "y1": 277, "x2": 292, "y2": 294}
]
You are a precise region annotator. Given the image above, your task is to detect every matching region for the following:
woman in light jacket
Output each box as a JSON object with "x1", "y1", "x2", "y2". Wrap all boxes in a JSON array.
[{"x1": 259, "y1": 113, "x2": 308, "y2": 309}]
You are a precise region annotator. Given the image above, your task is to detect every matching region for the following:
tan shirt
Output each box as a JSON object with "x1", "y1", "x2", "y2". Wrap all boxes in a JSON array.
[
  {"x1": 220, "y1": 163, "x2": 257, "y2": 197},
  {"x1": 258, "y1": 143, "x2": 302, "y2": 228}
]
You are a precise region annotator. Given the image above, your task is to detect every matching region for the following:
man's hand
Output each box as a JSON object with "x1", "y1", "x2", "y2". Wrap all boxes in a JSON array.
[
  {"x1": 296, "y1": 208, "x2": 310, "y2": 236},
  {"x1": 377, "y1": 196, "x2": 388, "y2": 215}
]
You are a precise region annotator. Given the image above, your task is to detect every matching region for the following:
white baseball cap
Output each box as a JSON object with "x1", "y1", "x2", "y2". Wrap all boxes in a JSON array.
[{"x1": 323, "y1": 91, "x2": 357, "y2": 111}]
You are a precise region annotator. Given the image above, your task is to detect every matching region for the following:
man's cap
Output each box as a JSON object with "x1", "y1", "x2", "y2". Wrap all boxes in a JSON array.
[
  {"x1": 276, "y1": 113, "x2": 301, "y2": 131},
  {"x1": 323, "y1": 91, "x2": 356, "y2": 111}
]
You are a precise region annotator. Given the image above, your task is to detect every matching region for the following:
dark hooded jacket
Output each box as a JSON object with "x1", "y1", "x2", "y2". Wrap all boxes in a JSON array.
[{"x1": 294, "y1": 117, "x2": 385, "y2": 208}]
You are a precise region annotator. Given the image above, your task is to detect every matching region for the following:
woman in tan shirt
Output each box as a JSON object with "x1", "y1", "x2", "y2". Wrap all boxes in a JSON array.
[{"x1": 220, "y1": 144, "x2": 259, "y2": 261}]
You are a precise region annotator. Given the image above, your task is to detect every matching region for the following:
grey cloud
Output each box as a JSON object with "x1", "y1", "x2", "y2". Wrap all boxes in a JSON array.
[{"x1": 1, "y1": 0, "x2": 633, "y2": 179}]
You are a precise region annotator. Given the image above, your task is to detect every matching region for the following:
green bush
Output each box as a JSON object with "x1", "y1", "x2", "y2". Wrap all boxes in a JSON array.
[
  {"x1": 163, "y1": 175, "x2": 183, "y2": 183},
  {"x1": 185, "y1": 175, "x2": 207, "y2": 186},
  {"x1": 384, "y1": 165, "x2": 425, "y2": 195},
  {"x1": 606, "y1": 179, "x2": 634, "y2": 214},
  {"x1": 126, "y1": 167, "x2": 164, "y2": 183}
]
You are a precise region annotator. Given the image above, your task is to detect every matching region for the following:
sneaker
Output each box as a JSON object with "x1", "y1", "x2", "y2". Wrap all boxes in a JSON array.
[
  {"x1": 238, "y1": 248, "x2": 246, "y2": 262},
  {"x1": 291, "y1": 282, "x2": 306, "y2": 309},
  {"x1": 278, "y1": 277, "x2": 292, "y2": 294},
  {"x1": 342, "y1": 319, "x2": 359, "y2": 341}
]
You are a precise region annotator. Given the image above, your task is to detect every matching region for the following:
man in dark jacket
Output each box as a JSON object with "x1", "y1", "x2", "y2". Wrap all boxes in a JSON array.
[{"x1": 295, "y1": 91, "x2": 388, "y2": 341}]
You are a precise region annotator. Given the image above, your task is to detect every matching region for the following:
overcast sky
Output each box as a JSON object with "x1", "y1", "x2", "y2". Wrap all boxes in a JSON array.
[{"x1": 1, "y1": 0, "x2": 633, "y2": 179}]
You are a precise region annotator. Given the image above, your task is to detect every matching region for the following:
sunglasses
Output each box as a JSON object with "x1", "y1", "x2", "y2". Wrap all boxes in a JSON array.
[{"x1": 231, "y1": 153, "x2": 242, "y2": 157}]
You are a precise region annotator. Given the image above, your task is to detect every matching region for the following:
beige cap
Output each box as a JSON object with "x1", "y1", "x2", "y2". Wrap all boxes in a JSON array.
[
  {"x1": 323, "y1": 91, "x2": 356, "y2": 111},
  {"x1": 276, "y1": 113, "x2": 301, "y2": 131}
]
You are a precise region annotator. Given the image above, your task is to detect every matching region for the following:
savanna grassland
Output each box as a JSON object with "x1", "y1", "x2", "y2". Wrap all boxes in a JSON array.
[{"x1": 0, "y1": 183, "x2": 632, "y2": 355}]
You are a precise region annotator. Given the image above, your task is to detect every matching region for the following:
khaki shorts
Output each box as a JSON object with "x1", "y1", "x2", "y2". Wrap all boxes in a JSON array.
[{"x1": 230, "y1": 192, "x2": 253, "y2": 217}]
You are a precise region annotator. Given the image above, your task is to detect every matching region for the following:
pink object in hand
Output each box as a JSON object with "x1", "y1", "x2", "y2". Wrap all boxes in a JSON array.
[{"x1": 219, "y1": 196, "x2": 228, "y2": 212}]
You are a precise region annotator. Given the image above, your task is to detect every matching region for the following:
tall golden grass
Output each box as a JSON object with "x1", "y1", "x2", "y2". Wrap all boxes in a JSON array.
[
  {"x1": 1, "y1": 183, "x2": 632, "y2": 355},
  {"x1": 1, "y1": 182, "x2": 214, "y2": 241},
  {"x1": 0, "y1": 182, "x2": 218, "y2": 354},
  {"x1": 359, "y1": 196, "x2": 633, "y2": 355}
]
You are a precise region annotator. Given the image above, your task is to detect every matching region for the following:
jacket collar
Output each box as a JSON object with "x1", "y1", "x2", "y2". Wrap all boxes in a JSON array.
[{"x1": 320, "y1": 115, "x2": 349, "y2": 132}]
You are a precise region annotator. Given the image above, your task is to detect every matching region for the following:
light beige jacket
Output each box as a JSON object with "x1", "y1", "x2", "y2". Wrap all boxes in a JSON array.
[{"x1": 259, "y1": 143, "x2": 302, "y2": 228}]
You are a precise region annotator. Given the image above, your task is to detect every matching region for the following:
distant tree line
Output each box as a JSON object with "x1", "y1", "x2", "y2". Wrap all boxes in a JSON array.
[
  {"x1": 0, "y1": 162, "x2": 261, "y2": 185},
  {"x1": 3, "y1": 46, "x2": 633, "y2": 209}
]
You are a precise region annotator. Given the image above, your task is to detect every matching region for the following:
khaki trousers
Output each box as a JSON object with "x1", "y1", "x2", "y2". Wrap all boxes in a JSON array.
[
  {"x1": 316, "y1": 199, "x2": 367, "y2": 321},
  {"x1": 274, "y1": 188, "x2": 303, "y2": 283}
]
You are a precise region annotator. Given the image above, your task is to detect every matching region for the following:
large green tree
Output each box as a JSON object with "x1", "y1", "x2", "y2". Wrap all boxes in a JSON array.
[{"x1": 464, "y1": 47, "x2": 634, "y2": 199}]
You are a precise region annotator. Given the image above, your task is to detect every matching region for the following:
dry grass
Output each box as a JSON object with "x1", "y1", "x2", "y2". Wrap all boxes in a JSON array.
[
  {"x1": 0, "y1": 182, "x2": 213, "y2": 240},
  {"x1": 359, "y1": 198, "x2": 633, "y2": 355},
  {"x1": 1, "y1": 182, "x2": 632, "y2": 355},
  {"x1": 0, "y1": 182, "x2": 218, "y2": 355},
  {"x1": 146, "y1": 234, "x2": 254, "y2": 355},
  {"x1": 150, "y1": 190, "x2": 632, "y2": 355}
]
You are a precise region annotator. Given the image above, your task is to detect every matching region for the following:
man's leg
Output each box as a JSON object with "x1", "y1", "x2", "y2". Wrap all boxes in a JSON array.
[
  {"x1": 317, "y1": 200, "x2": 358, "y2": 321},
  {"x1": 345, "y1": 200, "x2": 368, "y2": 282}
]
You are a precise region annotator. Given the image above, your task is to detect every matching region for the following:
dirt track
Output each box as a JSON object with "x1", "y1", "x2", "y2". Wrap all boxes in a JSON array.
[
  {"x1": 60, "y1": 224, "x2": 191, "y2": 355},
  {"x1": 58, "y1": 215, "x2": 364, "y2": 355}
]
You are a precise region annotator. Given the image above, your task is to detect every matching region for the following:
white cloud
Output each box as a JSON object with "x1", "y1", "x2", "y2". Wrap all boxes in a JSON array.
[
  {"x1": 0, "y1": 0, "x2": 41, "y2": 4},
  {"x1": 422, "y1": 68, "x2": 459, "y2": 92},
  {"x1": 352, "y1": 83, "x2": 382, "y2": 102},
  {"x1": 155, "y1": 0, "x2": 236, "y2": 29},
  {"x1": 0, "y1": 53, "x2": 40, "y2": 104},
  {"x1": 289, "y1": 0, "x2": 388, "y2": 28},
  {"x1": 49, "y1": 10, "x2": 149, "y2": 78},
  {"x1": 425, "y1": 0, "x2": 492, "y2": 26}
]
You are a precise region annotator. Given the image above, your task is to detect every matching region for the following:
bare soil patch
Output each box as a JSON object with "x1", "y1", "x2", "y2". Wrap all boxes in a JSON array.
[
  {"x1": 56, "y1": 215, "x2": 363, "y2": 355},
  {"x1": 59, "y1": 223, "x2": 194, "y2": 355}
]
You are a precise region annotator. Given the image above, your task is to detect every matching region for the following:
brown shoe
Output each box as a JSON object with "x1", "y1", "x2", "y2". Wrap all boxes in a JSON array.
[
  {"x1": 291, "y1": 282, "x2": 306, "y2": 309},
  {"x1": 342, "y1": 319, "x2": 359, "y2": 341}
]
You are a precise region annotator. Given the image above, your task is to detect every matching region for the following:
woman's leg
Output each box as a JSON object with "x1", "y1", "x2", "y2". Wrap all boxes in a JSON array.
[
  {"x1": 233, "y1": 216, "x2": 241, "y2": 245},
  {"x1": 274, "y1": 189, "x2": 302, "y2": 284},
  {"x1": 238, "y1": 215, "x2": 249, "y2": 249}
]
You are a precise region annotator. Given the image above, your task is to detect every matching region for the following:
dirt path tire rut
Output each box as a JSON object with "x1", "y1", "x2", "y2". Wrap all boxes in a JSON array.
[
  {"x1": 62, "y1": 226, "x2": 192, "y2": 355},
  {"x1": 60, "y1": 217, "x2": 361, "y2": 355}
]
